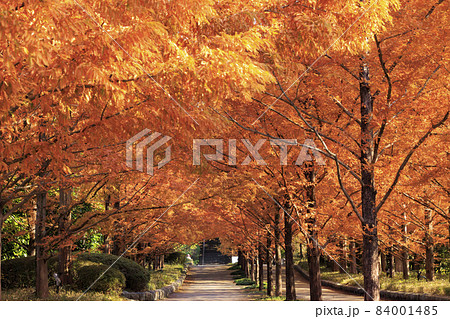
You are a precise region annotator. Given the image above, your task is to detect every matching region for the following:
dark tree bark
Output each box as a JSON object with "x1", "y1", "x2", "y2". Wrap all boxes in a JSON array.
[
  {"x1": 258, "y1": 243, "x2": 264, "y2": 291},
  {"x1": 387, "y1": 249, "x2": 394, "y2": 278},
  {"x1": 425, "y1": 209, "x2": 434, "y2": 281},
  {"x1": 380, "y1": 252, "x2": 386, "y2": 274},
  {"x1": 284, "y1": 201, "x2": 296, "y2": 301},
  {"x1": 0, "y1": 215, "x2": 3, "y2": 300},
  {"x1": 266, "y1": 233, "x2": 273, "y2": 297},
  {"x1": 402, "y1": 248, "x2": 409, "y2": 280},
  {"x1": 402, "y1": 212, "x2": 409, "y2": 279},
  {"x1": 250, "y1": 256, "x2": 256, "y2": 282},
  {"x1": 304, "y1": 163, "x2": 322, "y2": 300},
  {"x1": 245, "y1": 256, "x2": 251, "y2": 279},
  {"x1": 349, "y1": 240, "x2": 357, "y2": 274},
  {"x1": 36, "y1": 191, "x2": 49, "y2": 299},
  {"x1": 58, "y1": 188, "x2": 72, "y2": 285},
  {"x1": 360, "y1": 63, "x2": 380, "y2": 301},
  {"x1": 340, "y1": 238, "x2": 348, "y2": 274},
  {"x1": 274, "y1": 209, "x2": 282, "y2": 296}
]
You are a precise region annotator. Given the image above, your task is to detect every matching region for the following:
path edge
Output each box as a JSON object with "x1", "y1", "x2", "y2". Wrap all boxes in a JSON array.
[
  {"x1": 294, "y1": 265, "x2": 450, "y2": 301},
  {"x1": 122, "y1": 265, "x2": 190, "y2": 301}
]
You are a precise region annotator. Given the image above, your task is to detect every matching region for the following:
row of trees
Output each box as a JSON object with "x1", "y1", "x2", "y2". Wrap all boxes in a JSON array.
[{"x1": 1, "y1": 0, "x2": 448, "y2": 301}]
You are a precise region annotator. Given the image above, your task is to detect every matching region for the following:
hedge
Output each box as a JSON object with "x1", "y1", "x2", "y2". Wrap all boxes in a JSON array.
[
  {"x1": 74, "y1": 253, "x2": 150, "y2": 291},
  {"x1": 75, "y1": 265, "x2": 125, "y2": 292}
]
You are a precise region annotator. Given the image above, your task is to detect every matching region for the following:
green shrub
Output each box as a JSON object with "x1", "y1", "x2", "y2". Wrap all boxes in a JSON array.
[
  {"x1": 1, "y1": 256, "x2": 58, "y2": 289},
  {"x1": 231, "y1": 269, "x2": 246, "y2": 279},
  {"x1": 75, "y1": 265, "x2": 125, "y2": 293},
  {"x1": 235, "y1": 278, "x2": 255, "y2": 285},
  {"x1": 74, "y1": 253, "x2": 150, "y2": 291},
  {"x1": 165, "y1": 252, "x2": 187, "y2": 265}
]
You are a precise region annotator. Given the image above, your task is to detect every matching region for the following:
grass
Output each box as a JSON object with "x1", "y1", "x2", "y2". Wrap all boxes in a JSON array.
[
  {"x1": 147, "y1": 264, "x2": 185, "y2": 290},
  {"x1": 298, "y1": 262, "x2": 450, "y2": 296},
  {"x1": 2, "y1": 287, "x2": 127, "y2": 301}
]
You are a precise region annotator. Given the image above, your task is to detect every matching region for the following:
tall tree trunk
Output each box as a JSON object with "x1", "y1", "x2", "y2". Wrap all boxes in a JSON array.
[
  {"x1": 304, "y1": 163, "x2": 322, "y2": 300},
  {"x1": 160, "y1": 254, "x2": 164, "y2": 270},
  {"x1": 266, "y1": 233, "x2": 273, "y2": 297},
  {"x1": 394, "y1": 253, "x2": 402, "y2": 273},
  {"x1": 307, "y1": 240, "x2": 322, "y2": 301},
  {"x1": 36, "y1": 191, "x2": 49, "y2": 299},
  {"x1": 360, "y1": 62, "x2": 380, "y2": 301},
  {"x1": 402, "y1": 248, "x2": 409, "y2": 280},
  {"x1": 58, "y1": 188, "x2": 72, "y2": 285},
  {"x1": 0, "y1": 215, "x2": 3, "y2": 300},
  {"x1": 274, "y1": 210, "x2": 282, "y2": 296},
  {"x1": 245, "y1": 256, "x2": 251, "y2": 278},
  {"x1": 425, "y1": 209, "x2": 434, "y2": 281},
  {"x1": 349, "y1": 240, "x2": 357, "y2": 274},
  {"x1": 254, "y1": 256, "x2": 259, "y2": 283},
  {"x1": 387, "y1": 249, "x2": 394, "y2": 278},
  {"x1": 103, "y1": 195, "x2": 112, "y2": 254},
  {"x1": 380, "y1": 252, "x2": 386, "y2": 274},
  {"x1": 27, "y1": 209, "x2": 36, "y2": 256},
  {"x1": 258, "y1": 243, "x2": 264, "y2": 291},
  {"x1": 284, "y1": 201, "x2": 296, "y2": 301},
  {"x1": 250, "y1": 256, "x2": 255, "y2": 281},
  {"x1": 402, "y1": 211, "x2": 409, "y2": 279},
  {"x1": 340, "y1": 238, "x2": 348, "y2": 274}
]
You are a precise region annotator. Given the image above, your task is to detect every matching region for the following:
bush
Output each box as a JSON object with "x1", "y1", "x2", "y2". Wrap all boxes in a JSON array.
[
  {"x1": 235, "y1": 278, "x2": 255, "y2": 285},
  {"x1": 1, "y1": 256, "x2": 58, "y2": 289},
  {"x1": 74, "y1": 253, "x2": 150, "y2": 291},
  {"x1": 75, "y1": 265, "x2": 125, "y2": 293},
  {"x1": 165, "y1": 252, "x2": 187, "y2": 265}
]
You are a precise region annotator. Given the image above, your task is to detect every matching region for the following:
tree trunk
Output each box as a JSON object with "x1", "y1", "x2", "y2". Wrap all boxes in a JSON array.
[
  {"x1": 332, "y1": 258, "x2": 340, "y2": 272},
  {"x1": 340, "y1": 238, "x2": 348, "y2": 274},
  {"x1": 349, "y1": 240, "x2": 357, "y2": 274},
  {"x1": 274, "y1": 210, "x2": 282, "y2": 296},
  {"x1": 380, "y1": 252, "x2": 386, "y2": 274},
  {"x1": 103, "y1": 195, "x2": 112, "y2": 254},
  {"x1": 0, "y1": 215, "x2": 3, "y2": 300},
  {"x1": 360, "y1": 62, "x2": 380, "y2": 301},
  {"x1": 254, "y1": 256, "x2": 259, "y2": 283},
  {"x1": 250, "y1": 257, "x2": 255, "y2": 281},
  {"x1": 160, "y1": 254, "x2": 164, "y2": 270},
  {"x1": 266, "y1": 234, "x2": 273, "y2": 297},
  {"x1": 299, "y1": 243, "x2": 304, "y2": 261},
  {"x1": 387, "y1": 249, "x2": 394, "y2": 278},
  {"x1": 284, "y1": 202, "x2": 296, "y2": 301},
  {"x1": 58, "y1": 188, "x2": 72, "y2": 285},
  {"x1": 425, "y1": 209, "x2": 434, "y2": 281},
  {"x1": 36, "y1": 191, "x2": 49, "y2": 299},
  {"x1": 394, "y1": 253, "x2": 402, "y2": 273},
  {"x1": 245, "y1": 256, "x2": 251, "y2": 278},
  {"x1": 258, "y1": 243, "x2": 264, "y2": 291},
  {"x1": 402, "y1": 211, "x2": 409, "y2": 279},
  {"x1": 307, "y1": 239, "x2": 322, "y2": 300},
  {"x1": 304, "y1": 163, "x2": 322, "y2": 300},
  {"x1": 402, "y1": 248, "x2": 409, "y2": 280}
]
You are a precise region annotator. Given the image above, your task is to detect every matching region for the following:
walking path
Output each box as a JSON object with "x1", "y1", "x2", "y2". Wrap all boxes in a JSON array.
[
  {"x1": 167, "y1": 263, "x2": 363, "y2": 301},
  {"x1": 284, "y1": 266, "x2": 364, "y2": 301},
  {"x1": 167, "y1": 265, "x2": 253, "y2": 301}
]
